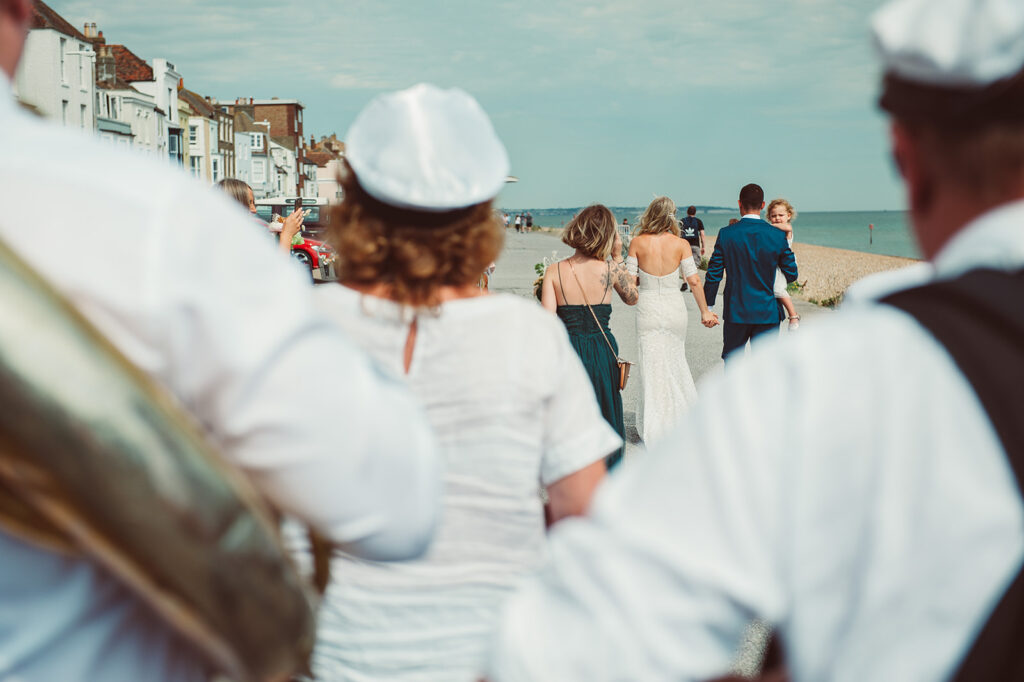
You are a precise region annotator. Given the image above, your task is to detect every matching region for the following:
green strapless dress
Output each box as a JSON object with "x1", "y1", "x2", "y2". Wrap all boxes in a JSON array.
[{"x1": 557, "y1": 303, "x2": 625, "y2": 469}]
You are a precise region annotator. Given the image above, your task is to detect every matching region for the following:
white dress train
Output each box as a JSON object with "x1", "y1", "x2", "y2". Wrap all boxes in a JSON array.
[{"x1": 627, "y1": 256, "x2": 699, "y2": 447}]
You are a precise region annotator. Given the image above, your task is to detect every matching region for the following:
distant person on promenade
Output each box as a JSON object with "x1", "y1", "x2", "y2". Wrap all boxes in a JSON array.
[
  {"x1": 216, "y1": 177, "x2": 304, "y2": 254},
  {"x1": 625, "y1": 196, "x2": 718, "y2": 447},
  {"x1": 541, "y1": 205, "x2": 638, "y2": 470},
  {"x1": 525, "y1": 211, "x2": 533, "y2": 230},
  {"x1": 0, "y1": 2, "x2": 441, "y2": 680},
  {"x1": 679, "y1": 205, "x2": 705, "y2": 291},
  {"x1": 767, "y1": 198, "x2": 801, "y2": 329},
  {"x1": 514, "y1": 213, "x2": 522, "y2": 232},
  {"x1": 704, "y1": 183, "x2": 798, "y2": 359},
  {"x1": 483, "y1": 0, "x2": 1024, "y2": 679},
  {"x1": 312, "y1": 84, "x2": 618, "y2": 682}
]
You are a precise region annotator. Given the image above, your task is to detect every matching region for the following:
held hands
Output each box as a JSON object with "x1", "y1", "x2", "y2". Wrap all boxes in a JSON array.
[{"x1": 701, "y1": 310, "x2": 719, "y2": 328}]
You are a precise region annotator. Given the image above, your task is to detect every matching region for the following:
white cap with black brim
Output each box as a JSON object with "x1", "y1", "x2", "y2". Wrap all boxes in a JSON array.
[{"x1": 872, "y1": 0, "x2": 1024, "y2": 127}]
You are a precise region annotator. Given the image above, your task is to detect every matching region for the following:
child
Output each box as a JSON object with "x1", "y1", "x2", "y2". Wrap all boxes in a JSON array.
[{"x1": 767, "y1": 198, "x2": 800, "y2": 330}]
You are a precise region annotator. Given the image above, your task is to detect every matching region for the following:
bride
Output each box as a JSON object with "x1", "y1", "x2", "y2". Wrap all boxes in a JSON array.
[{"x1": 626, "y1": 197, "x2": 718, "y2": 446}]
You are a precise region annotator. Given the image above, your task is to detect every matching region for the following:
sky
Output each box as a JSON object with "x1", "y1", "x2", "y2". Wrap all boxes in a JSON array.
[{"x1": 51, "y1": 0, "x2": 905, "y2": 211}]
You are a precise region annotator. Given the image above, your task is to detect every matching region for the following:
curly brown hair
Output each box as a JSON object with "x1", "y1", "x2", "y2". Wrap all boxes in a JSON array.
[{"x1": 329, "y1": 164, "x2": 504, "y2": 307}]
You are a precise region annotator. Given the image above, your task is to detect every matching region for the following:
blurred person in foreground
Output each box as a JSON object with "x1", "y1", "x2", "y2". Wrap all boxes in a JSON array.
[
  {"x1": 0, "y1": 1, "x2": 441, "y2": 680},
  {"x1": 484, "y1": 0, "x2": 1024, "y2": 679},
  {"x1": 310, "y1": 84, "x2": 619, "y2": 682}
]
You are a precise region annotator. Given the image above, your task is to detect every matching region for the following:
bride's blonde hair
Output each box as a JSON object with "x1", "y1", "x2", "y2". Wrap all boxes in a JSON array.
[{"x1": 635, "y1": 196, "x2": 680, "y2": 237}]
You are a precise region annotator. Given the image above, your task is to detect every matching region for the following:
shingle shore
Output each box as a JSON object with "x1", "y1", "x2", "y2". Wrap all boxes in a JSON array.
[
  {"x1": 532, "y1": 227, "x2": 920, "y2": 307},
  {"x1": 788, "y1": 242, "x2": 919, "y2": 305},
  {"x1": 700, "y1": 235, "x2": 919, "y2": 306}
]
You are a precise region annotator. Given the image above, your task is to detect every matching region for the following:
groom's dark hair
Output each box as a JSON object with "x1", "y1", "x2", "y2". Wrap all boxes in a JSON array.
[{"x1": 739, "y1": 183, "x2": 764, "y2": 211}]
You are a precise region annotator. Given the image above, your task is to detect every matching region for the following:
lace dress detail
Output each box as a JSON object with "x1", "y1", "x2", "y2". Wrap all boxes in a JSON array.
[{"x1": 630, "y1": 258, "x2": 699, "y2": 447}]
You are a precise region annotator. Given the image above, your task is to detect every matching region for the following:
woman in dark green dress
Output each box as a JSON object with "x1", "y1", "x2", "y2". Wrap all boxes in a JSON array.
[{"x1": 540, "y1": 205, "x2": 639, "y2": 469}]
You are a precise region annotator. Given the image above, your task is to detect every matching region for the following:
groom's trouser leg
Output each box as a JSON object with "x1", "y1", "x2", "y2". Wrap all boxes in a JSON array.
[
  {"x1": 722, "y1": 322, "x2": 749, "y2": 359},
  {"x1": 749, "y1": 323, "x2": 779, "y2": 348},
  {"x1": 722, "y1": 323, "x2": 778, "y2": 360}
]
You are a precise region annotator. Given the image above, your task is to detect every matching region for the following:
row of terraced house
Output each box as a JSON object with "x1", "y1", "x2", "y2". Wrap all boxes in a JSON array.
[{"x1": 10, "y1": 1, "x2": 345, "y2": 200}]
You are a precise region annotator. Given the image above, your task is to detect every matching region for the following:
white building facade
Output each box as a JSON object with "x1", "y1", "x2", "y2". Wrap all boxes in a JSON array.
[
  {"x1": 132, "y1": 58, "x2": 183, "y2": 165},
  {"x1": 14, "y1": 27, "x2": 95, "y2": 132},
  {"x1": 269, "y1": 140, "x2": 298, "y2": 198}
]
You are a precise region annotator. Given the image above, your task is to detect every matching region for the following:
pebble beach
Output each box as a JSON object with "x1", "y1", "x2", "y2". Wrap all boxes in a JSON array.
[
  {"x1": 535, "y1": 226, "x2": 921, "y2": 307},
  {"x1": 700, "y1": 235, "x2": 920, "y2": 306}
]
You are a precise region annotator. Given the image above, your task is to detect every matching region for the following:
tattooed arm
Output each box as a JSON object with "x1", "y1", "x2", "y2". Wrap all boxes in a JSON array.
[{"x1": 609, "y1": 258, "x2": 639, "y2": 305}]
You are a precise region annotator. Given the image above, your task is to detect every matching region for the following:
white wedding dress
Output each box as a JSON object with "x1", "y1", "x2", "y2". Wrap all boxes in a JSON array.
[{"x1": 627, "y1": 256, "x2": 699, "y2": 447}]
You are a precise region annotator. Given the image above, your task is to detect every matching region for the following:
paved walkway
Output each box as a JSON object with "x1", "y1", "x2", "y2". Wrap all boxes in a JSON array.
[
  {"x1": 492, "y1": 228, "x2": 825, "y2": 674},
  {"x1": 490, "y1": 228, "x2": 829, "y2": 459}
]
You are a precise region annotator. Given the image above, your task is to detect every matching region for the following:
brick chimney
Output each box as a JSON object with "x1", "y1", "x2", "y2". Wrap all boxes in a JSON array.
[
  {"x1": 232, "y1": 97, "x2": 255, "y2": 120},
  {"x1": 97, "y1": 44, "x2": 116, "y2": 86}
]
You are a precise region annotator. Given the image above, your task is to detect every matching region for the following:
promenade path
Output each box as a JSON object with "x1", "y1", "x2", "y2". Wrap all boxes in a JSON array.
[
  {"x1": 490, "y1": 229, "x2": 827, "y2": 460},
  {"x1": 492, "y1": 228, "x2": 831, "y2": 673}
]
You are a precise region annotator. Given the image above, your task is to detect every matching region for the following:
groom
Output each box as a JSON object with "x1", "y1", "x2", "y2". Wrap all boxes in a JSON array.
[{"x1": 703, "y1": 183, "x2": 797, "y2": 359}]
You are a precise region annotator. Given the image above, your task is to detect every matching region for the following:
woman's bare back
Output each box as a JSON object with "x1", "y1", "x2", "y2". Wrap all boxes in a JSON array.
[
  {"x1": 549, "y1": 258, "x2": 613, "y2": 306},
  {"x1": 630, "y1": 233, "x2": 692, "y2": 276}
]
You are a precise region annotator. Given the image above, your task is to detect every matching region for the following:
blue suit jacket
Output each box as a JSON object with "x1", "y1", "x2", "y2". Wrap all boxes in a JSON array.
[{"x1": 703, "y1": 217, "x2": 798, "y2": 324}]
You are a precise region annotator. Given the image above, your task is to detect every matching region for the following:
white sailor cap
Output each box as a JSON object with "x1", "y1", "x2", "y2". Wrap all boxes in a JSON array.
[
  {"x1": 872, "y1": 0, "x2": 1024, "y2": 126},
  {"x1": 344, "y1": 84, "x2": 510, "y2": 213}
]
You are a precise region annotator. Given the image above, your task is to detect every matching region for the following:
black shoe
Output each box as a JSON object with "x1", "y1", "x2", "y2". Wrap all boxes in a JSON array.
[{"x1": 680, "y1": 283, "x2": 688, "y2": 292}]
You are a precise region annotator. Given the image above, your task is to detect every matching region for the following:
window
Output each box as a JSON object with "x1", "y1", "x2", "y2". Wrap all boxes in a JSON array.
[
  {"x1": 168, "y1": 134, "x2": 178, "y2": 155},
  {"x1": 252, "y1": 159, "x2": 265, "y2": 183},
  {"x1": 298, "y1": 109, "x2": 302, "y2": 124},
  {"x1": 190, "y1": 156, "x2": 201, "y2": 177},
  {"x1": 211, "y1": 158, "x2": 220, "y2": 182},
  {"x1": 189, "y1": 125, "x2": 197, "y2": 144},
  {"x1": 62, "y1": 100, "x2": 69, "y2": 125},
  {"x1": 60, "y1": 38, "x2": 67, "y2": 83},
  {"x1": 250, "y1": 133, "x2": 263, "y2": 151},
  {"x1": 80, "y1": 104, "x2": 87, "y2": 129}
]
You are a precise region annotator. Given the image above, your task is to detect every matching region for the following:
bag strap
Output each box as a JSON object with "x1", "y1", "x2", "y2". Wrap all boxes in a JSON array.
[
  {"x1": 567, "y1": 260, "x2": 621, "y2": 362},
  {"x1": 881, "y1": 267, "x2": 1024, "y2": 681}
]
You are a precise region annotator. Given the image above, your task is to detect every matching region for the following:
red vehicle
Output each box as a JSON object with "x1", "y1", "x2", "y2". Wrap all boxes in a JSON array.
[{"x1": 289, "y1": 235, "x2": 337, "y2": 281}]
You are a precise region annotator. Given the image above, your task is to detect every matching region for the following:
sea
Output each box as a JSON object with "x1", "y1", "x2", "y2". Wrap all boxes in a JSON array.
[{"x1": 507, "y1": 208, "x2": 920, "y2": 260}]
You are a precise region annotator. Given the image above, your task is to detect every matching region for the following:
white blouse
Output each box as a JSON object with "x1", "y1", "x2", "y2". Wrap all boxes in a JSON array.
[{"x1": 308, "y1": 287, "x2": 621, "y2": 682}]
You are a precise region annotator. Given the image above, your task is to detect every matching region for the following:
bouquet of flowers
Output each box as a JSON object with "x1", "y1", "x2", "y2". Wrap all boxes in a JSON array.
[{"x1": 532, "y1": 250, "x2": 562, "y2": 301}]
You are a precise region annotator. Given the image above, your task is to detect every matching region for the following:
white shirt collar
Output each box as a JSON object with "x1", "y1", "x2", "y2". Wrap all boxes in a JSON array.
[
  {"x1": 933, "y1": 198, "x2": 1024, "y2": 278},
  {"x1": 741, "y1": 213, "x2": 761, "y2": 220}
]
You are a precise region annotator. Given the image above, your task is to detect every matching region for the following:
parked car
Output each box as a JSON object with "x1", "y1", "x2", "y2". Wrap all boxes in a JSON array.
[
  {"x1": 290, "y1": 235, "x2": 337, "y2": 282},
  {"x1": 255, "y1": 197, "x2": 337, "y2": 281}
]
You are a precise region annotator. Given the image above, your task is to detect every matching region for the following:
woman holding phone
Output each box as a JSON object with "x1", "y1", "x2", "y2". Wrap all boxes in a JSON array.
[{"x1": 216, "y1": 178, "x2": 304, "y2": 253}]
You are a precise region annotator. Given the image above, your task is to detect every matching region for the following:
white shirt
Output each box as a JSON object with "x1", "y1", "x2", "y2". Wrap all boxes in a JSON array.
[
  {"x1": 0, "y1": 76, "x2": 440, "y2": 682},
  {"x1": 310, "y1": 287, "x2": 621, "y2": 681},
  {"x1": 486, "y1": 200, "x2": 1024, "y2": 681}
]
